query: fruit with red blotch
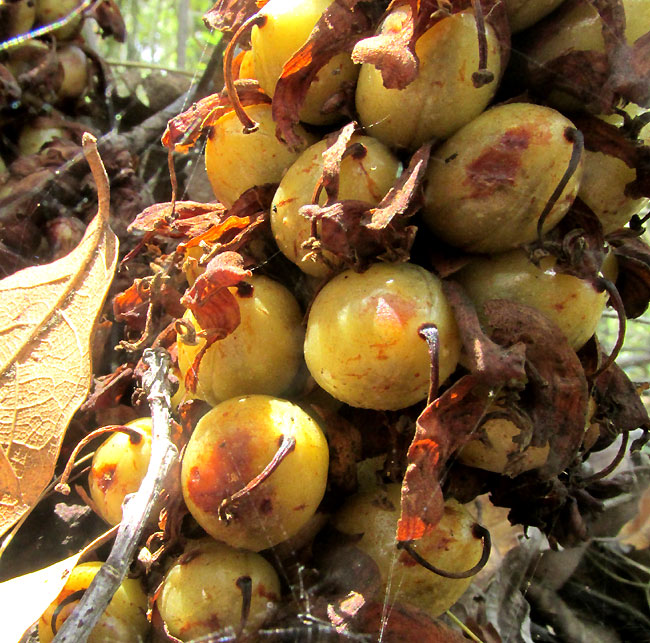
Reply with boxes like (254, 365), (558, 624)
(205, 103), (314, 207)
(304, 262), (461, 410)
(181, 395), (329, 551)
(422, 103), (583, 253)
(332, 482), (484, 618)
(355, 7), (502, 150)
(87, 418), (152, 526)
(38, 562), (148, 643)
(156, 538), (281, 641)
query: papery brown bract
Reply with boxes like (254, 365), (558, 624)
(113, 278), (185, 332)
(180, 250), (252, 333)
(349, 600), (468, 643)
(484, 300), (589, 478)
(203, 0), (265, 36)
(592, 361), (650, 441)
(610, 234), (650, 318)
(397, 375), (496, 542)
(351, 0), (510, 89)
(526, 0), (650, 112)
(162, 83), (270, 153)
(79, 365), (134, 415)
(89, 0), (126, 42)
(272, 0), (376, 147)
(128, 201), (227, 240)
(300, 143), (431, 271)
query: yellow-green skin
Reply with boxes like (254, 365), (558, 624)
(423, 103), (583, 253)
(38, 562), (149, 643)
(304, 263), (461, 410)
(528, 0), (650, 63)
(205, 103), (314, 207)
(177, 275), (304, 407)
(56, 44), (89, 100)
(181, 395), (329, 551)
(270, 135), (401, 277)
(455, 248), (617, 350)
(356, 8), (502, 150)
(333, 484), (483, 618)
(18, 123), (65, 156)
(251, 0), (358, 125)
(88, 418), (152, 526)
(157, 539), (281, 641)
(525, 0), (650, 109)
(503, 0), (565, 33)
(579, 106), (650, 234)
(457, 414), (550, 475)
(5, 0), (36, 39)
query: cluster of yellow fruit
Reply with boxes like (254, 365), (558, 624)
(1, 0), (93, 160)
(41, 0), (649, 640)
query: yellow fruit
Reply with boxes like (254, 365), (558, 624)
(423, 103), (583, 253)
(181, 395), (329, 551)
(88, 418), (152, 526)
(251, 0), (358, 125)
(157, 539), (281, 641)
(271, 134), (401, 277)
(177, 275), (304, 406)
(356, 8), (502, 150)
(38, 562), (148, 643)
(333, 483), (484, 618)
(304, 262), (461, 410)
(455, 248), (617, 350)
(205, 103), (314, 207)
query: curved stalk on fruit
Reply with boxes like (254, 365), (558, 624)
(397, 523), (491, 579)
(592, 277), (626, 378)
(236, 575), (253, 639)
(419, 323), (440, 404)
(218, 434), (297, 523)
(470, 0), (494, 87)
(223, 14), (267, 134)
(56, 424), (147, 495)
(580, 431), (629, 485)
(536, 127), (584, 244)
(51, 590), (85, 635)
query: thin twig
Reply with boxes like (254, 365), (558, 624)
(53, 348), (177, 643)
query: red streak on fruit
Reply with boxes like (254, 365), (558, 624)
(371, 293), (414, 329)
(186, 430), (254, 514)
(256, 583), (279, 600)
(93, 463), (116, 493)
(398, 550), (419, 567)
(465, 127), (531, 199)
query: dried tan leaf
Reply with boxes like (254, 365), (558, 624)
(0, 133), (119, 538)
(617, 484), (650, 550)
(0, 551), (83, 643)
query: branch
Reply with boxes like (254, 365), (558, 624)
(53, 348), (178, 643)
